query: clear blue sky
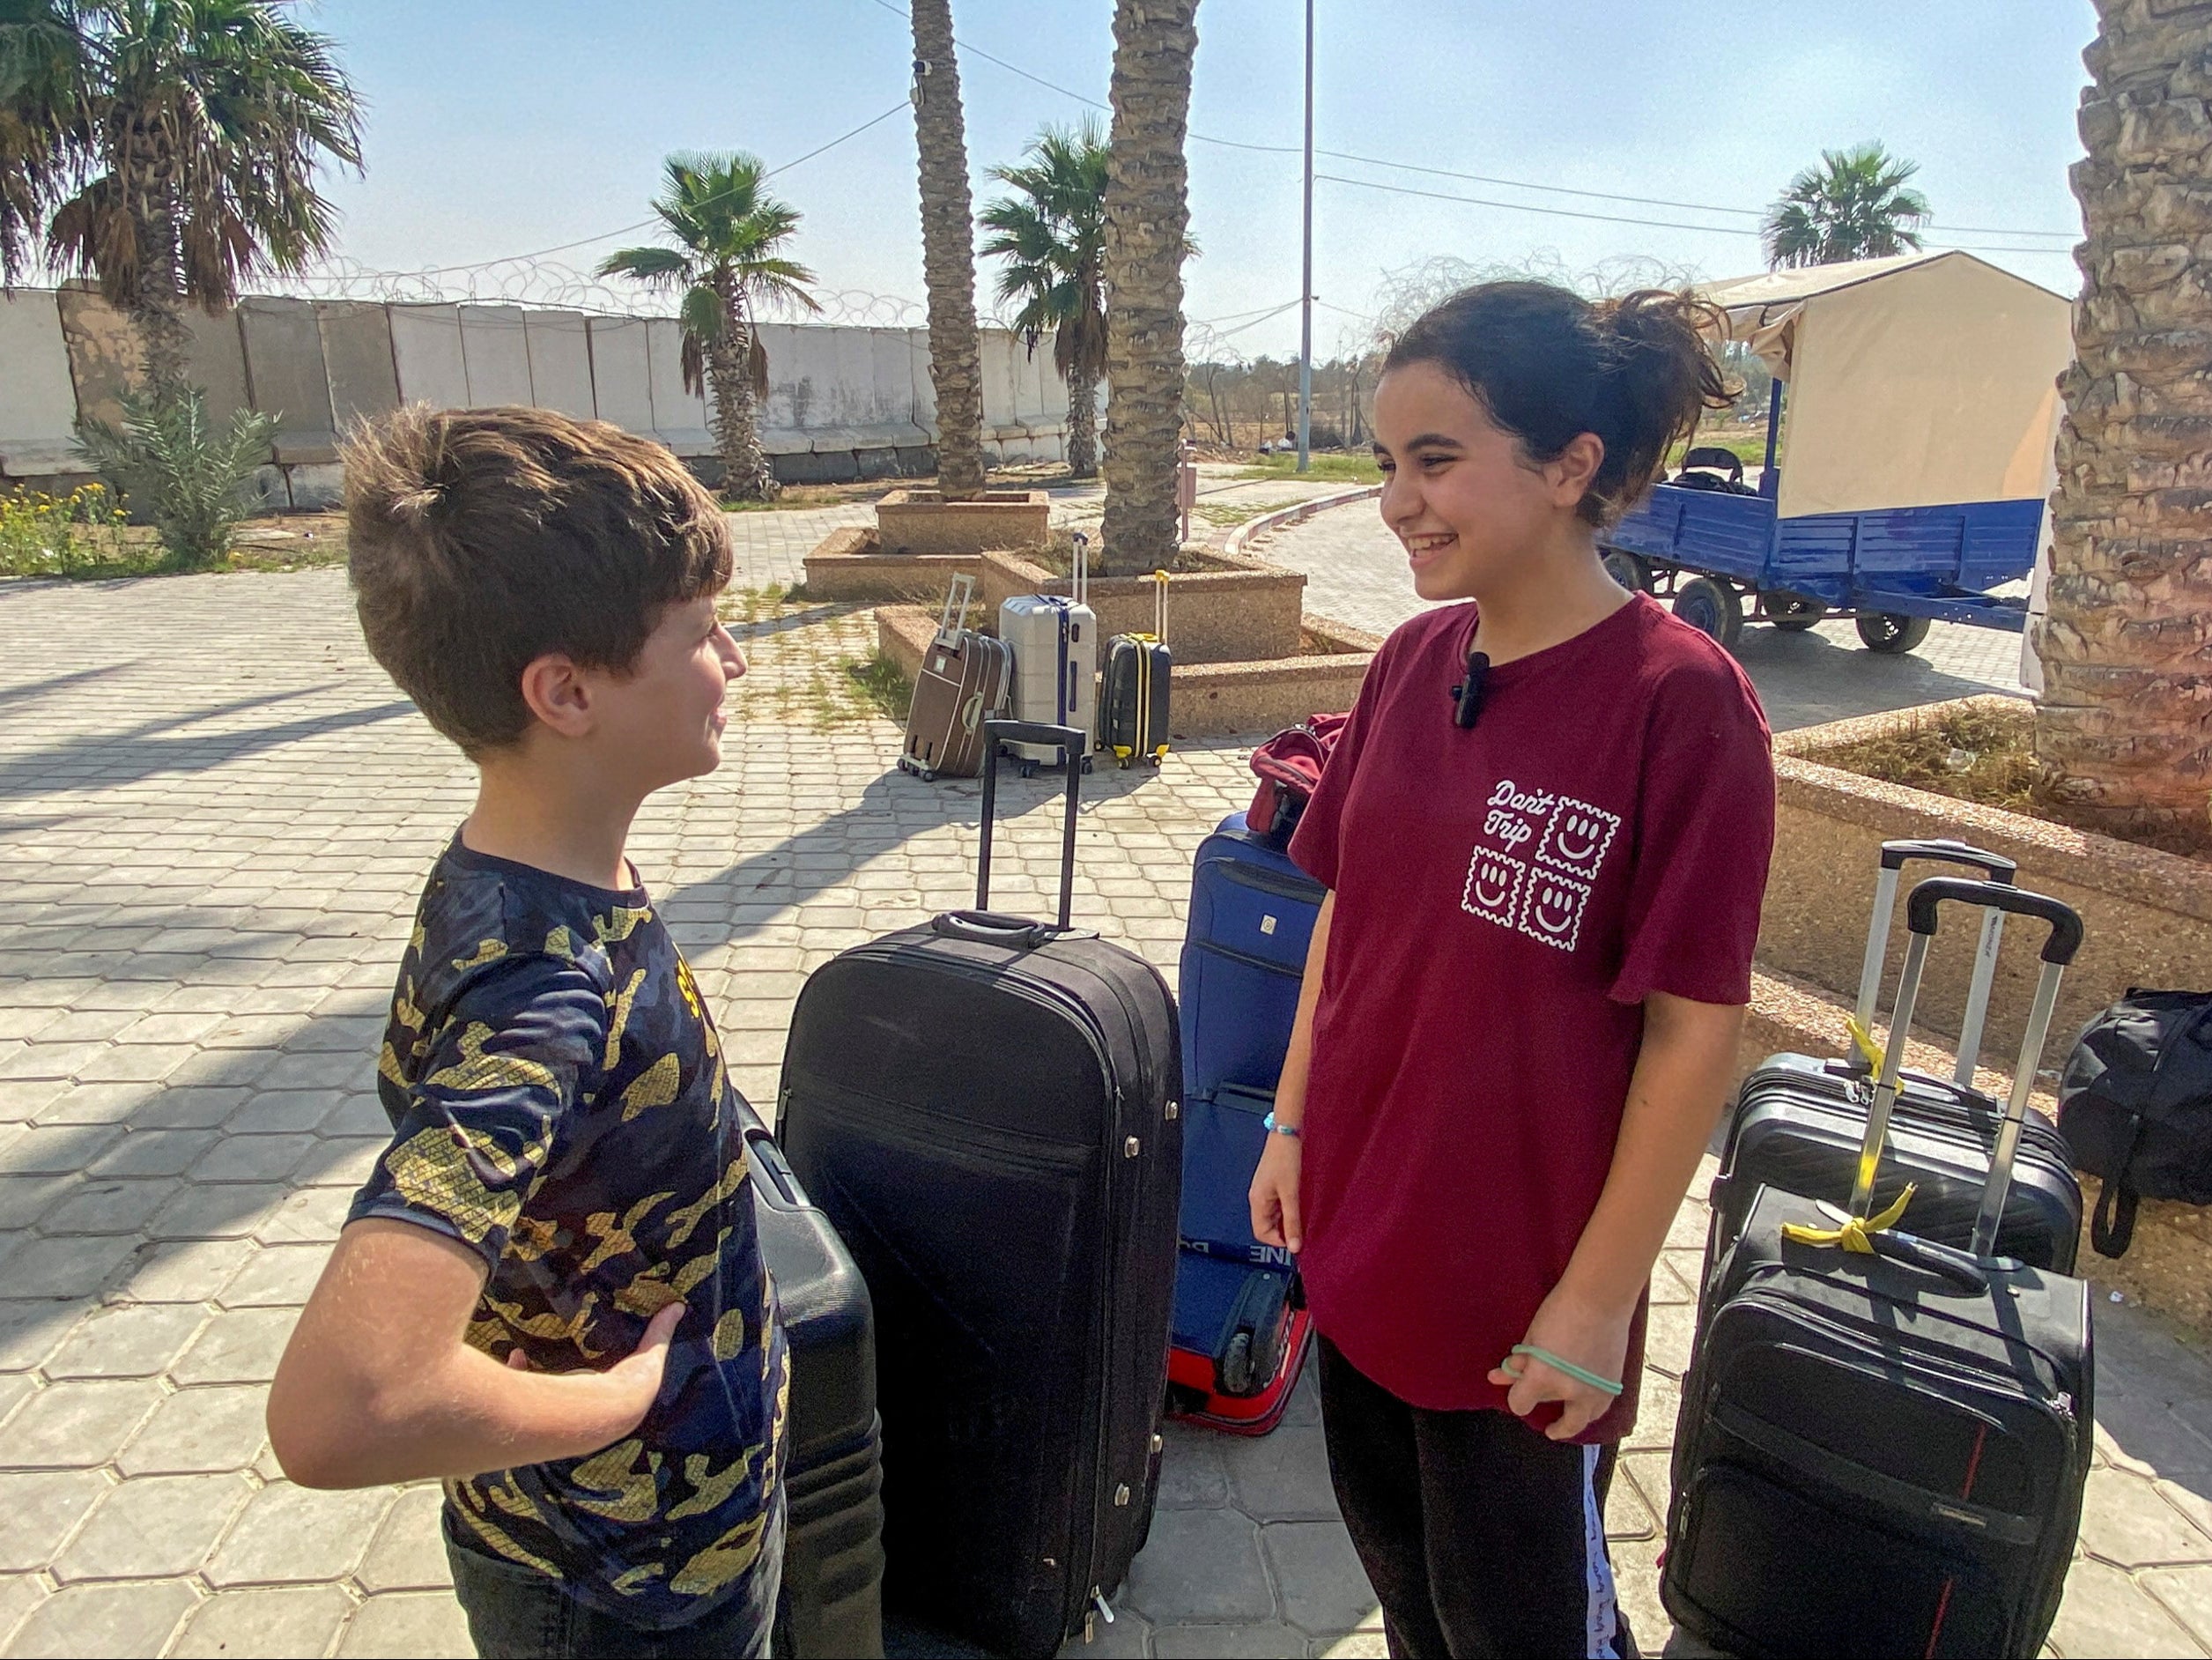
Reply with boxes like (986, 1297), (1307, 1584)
(312, 0), (2098, 359)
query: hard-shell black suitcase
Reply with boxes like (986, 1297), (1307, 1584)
(1100, 570), (1172, 770)
(1709, 839), (2083, 1278)
(777, 719), (1182, 1657)
(1666, 879), (2093, 1659)
(737, 1096), (885, 1660)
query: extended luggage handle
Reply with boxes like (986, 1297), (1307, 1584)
(1856, 839), (2019, 1089)
(1853, 878), (2086, 1258)
(1071, 530), (1090, 609)
(936, 573), (977, 648)
(962, 718), (1084, 935)
(1152, 569), (1168, 643)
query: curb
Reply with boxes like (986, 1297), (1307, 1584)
(1224, 485), (1382, 560)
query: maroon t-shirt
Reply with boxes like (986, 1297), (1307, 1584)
(1288, 593), (1774, 1439)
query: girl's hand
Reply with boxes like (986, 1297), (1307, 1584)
(1488, 1288), (1633, 1441)
(1249, 1132), (1304, 1254)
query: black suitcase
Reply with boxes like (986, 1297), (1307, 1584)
(1666, 878), (2093, 1659)
(1709, 838), (2083, 1278)
(777, 719), (1182, 1656)
(1099, 570), (1172, 769)
(737, 1096), (885, 1660)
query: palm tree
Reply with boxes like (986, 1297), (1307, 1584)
(2037, 2), (2212, 851)
(1099, 0), (1200, 574)
(42, 0), (362, 399)
(908, 0), (986, 499)
(1762, 143), (1930, 269)
(0, 0), (89, 285)
(981, 121), (1109, 479)
(600, 152), (819, 503)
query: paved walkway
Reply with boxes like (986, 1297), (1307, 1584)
(0, 501), (2207, 1657)
(1250, 497), (2031, 732)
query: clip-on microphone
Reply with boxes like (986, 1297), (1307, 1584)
(1450, 649), (1491, 729)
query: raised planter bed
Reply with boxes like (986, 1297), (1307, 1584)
(874, 487), (1049, 554)
(874, 603), (1377, 738)
(800, 525), (983, 604)
(1764, 695), (2212, 1073)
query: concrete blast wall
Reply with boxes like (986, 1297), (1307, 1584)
(0, 285), (1076, 497)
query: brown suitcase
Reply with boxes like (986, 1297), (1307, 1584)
(899, 575), (1011, 782)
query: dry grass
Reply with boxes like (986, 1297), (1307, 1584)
(1809, 701), (2209, 862)
(1019, 525), (1219, 576)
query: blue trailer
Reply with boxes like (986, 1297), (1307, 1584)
(1597, 252), (2075, 656)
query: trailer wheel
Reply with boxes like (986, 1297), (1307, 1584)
(1673, 577), (1743, 650)
(1601, 549), (1653, 593)
(1856, 612), (1932, 655)
(1766, 594), (1828, 632)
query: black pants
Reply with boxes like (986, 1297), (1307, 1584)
(442, 1505), (782, 1659)
(1318, 1338), (1638, 1660)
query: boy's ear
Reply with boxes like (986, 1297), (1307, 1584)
(518, 652), (596, 738)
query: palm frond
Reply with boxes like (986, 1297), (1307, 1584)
(597, 243), (692, 288)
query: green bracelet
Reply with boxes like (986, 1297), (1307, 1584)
(1506, 1344), (1624, 1397)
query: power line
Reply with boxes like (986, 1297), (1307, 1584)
(862, 0), (2080, 244)
(371, 100), (913, 279)
(1314, 171), (2076, 258)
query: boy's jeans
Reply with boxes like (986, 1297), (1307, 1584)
(442, 1500), (785, 1660)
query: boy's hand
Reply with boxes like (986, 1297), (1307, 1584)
(1249, 1132), (1304, 1254)
(1488, 1288), (1633, 1441)
(506, 1301), (686, 1440)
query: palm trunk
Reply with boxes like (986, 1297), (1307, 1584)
(1067, 373), (1099, 478)
(708, 296), (776, 502)
(125, 133), (189, 404)
(910, 0), (988, 500)
(2035, 0), (2212, 850)
(1100, 0), (1201, 575)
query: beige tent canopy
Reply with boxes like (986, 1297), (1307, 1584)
(1693, 251), (2075, 520)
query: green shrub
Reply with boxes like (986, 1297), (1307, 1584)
(76, 389), (278, 570)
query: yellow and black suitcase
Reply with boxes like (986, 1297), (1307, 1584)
(1100, 569), (1171, 768)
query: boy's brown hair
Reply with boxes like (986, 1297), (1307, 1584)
(344, 404), (734, 755)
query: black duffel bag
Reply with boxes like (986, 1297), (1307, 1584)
(2059, 988), (2212, 1256)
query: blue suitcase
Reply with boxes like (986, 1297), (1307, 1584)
(1169, 813), (1325, 1430)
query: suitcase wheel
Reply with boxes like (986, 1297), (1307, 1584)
(1220, 1330), (1255, 1396)
(1019, 760), (1038, 779)
(921, 768), (938, 783)
(1080, 755), (1094, 776)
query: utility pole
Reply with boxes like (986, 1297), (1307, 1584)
(1296, 0), (1313, 471)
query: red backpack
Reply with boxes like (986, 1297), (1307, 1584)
(1247, 713), (1350, 845)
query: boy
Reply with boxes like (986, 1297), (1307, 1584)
(268, 406), (788, 1659)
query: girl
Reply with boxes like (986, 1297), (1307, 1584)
(1248, 282), (1775, 1659)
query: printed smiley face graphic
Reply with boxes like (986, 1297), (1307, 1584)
(1535, 796), (1622, 880)
(1461, 848), (1527, 930)
(1518, 869), (1593, 952)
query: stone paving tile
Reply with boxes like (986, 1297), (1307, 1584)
(1221, 1421), (1340, 1523)
(2050, 1557), (2207, 1657)
(51, 1471), (252, 1582)
(0, 1578), (197, 1659)
(1123, 1507), (1276, 1625)
(40, 1301), (206, 1379)
(171, 1584), (356, 1659)
(1153, 1619), (1308, 1657)
(356, 1484), (451, 1595)
(0, 1471), (107, 1573)
(205, 1482), (395, 1587)
(2, 1380), (162, 1468)
(216, 1242), (333, 1309)
(0, 1579), (40, 1651)
(110, 1237), (257, 1304)
(1264, 1521), (1380, 1636)
(168, 1307), (298, 1387)
(335, 1590), (474, 1658)
(115, 1384), (271, 1476)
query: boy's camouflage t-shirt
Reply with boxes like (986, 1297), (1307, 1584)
(349, 837), (788, 1634)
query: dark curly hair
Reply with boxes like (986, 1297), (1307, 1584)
(1383, 282), (1739, 526)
